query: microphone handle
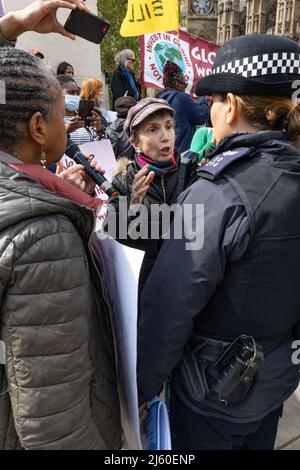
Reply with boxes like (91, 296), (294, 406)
(73, 153), (118, 198)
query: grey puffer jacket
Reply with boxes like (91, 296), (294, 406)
(0, 163), (121, 450)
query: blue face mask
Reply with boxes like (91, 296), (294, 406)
(64, 94), (80, 113)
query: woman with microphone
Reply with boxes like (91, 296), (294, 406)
(0, 46), (121, 450)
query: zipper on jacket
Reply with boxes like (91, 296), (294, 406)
(160, 175), (166, 203)
(88, 213), (112, 318)
(87, 214), (119, 372)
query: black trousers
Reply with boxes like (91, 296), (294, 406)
(170, 389), (282, 450)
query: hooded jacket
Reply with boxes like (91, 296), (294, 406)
(0, 162), (121, 450)
(157, 89), (209, 153)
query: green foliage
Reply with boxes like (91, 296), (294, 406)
(97, 0), (140, 81)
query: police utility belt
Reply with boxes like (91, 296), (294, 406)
(176, 332), (290, 407)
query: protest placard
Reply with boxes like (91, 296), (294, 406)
(140, 29), (219, 96)
(60, 139), (116, 229)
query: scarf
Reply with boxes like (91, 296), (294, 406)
(136, 152), (177, 176)
(120, 64), (139, 101)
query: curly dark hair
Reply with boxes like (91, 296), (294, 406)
(163, 61), (185, 88)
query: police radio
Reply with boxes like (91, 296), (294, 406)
(211, 335), (264, 406)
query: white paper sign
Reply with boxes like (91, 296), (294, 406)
(92, 237), (145, 450)
(60, 139), (116, 229)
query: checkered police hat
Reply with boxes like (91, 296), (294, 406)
(196, 34), (300, 97)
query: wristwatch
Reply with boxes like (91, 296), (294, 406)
(0, 31), (17, 47)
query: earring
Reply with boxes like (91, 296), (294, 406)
(40, 149), (47, 168)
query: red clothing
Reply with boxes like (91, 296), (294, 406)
(9, 163), (101, 212)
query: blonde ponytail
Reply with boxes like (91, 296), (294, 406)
(235, 95), (300, 142)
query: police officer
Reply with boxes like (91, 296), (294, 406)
(137, 34), (300, 450)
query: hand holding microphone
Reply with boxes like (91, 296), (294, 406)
(65, 139), (118, 198)
(56, 159), (104, 195)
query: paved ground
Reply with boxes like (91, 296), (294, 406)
(275, 385), (300, 450)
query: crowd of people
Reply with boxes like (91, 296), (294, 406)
(0, 0), (300, 452)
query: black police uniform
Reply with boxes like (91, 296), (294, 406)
(137, 130), (300, 449)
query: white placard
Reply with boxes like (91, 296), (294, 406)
(60, 139), (116, 229)
(92, 237), (145, 450)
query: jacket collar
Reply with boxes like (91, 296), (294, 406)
(10, 163), (100, 212)
(0, 153), (101, 213)
(0, 162), (96, 238)
(213, 130), (288, 156)
(0, 150), (23, 165)
(209, 130), (300, 170)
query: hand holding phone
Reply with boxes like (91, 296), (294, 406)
(78, 99), (94, 127)
(64, 9), (110, 44)
(88, 110), (103, 132)
(66, 116), (85, 134)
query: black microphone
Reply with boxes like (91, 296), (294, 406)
(65, 139), (118, 198)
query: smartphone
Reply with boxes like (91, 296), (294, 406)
(78, 99), (94, 126)
(64, 9), (110, 44)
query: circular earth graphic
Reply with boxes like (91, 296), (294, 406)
(154, 41), (186, 74)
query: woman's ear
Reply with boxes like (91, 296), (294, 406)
(130, 136), (140, 152)
(226, 93), (238, 125)
(28, 112), (48, 146)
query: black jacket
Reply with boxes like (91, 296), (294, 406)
(103, 153), (198, 305)
(137, 131), (300, 421)
(111, 65), (141, 110)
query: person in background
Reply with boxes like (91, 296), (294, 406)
(56, 74), (79, 96)
(157, 61), (209, 153)
(0, 45), (121, 455)
(106, 96), (137, 160)
(56, 74), (85, 137)
(137, 34), (300, 450)
(111, 49), (141, 110)
(57, 76), (102, 144)
(80, 77), (104, 106)
(57, 60), (74, 76)
(80, 77), (109, 133)
(190, 127), (216, 164)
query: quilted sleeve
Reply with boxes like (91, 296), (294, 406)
(0, 214), (104, 449)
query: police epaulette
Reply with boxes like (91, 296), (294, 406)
(197, 147), (256, 181)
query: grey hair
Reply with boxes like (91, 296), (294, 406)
(115, 49), (135, 66)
